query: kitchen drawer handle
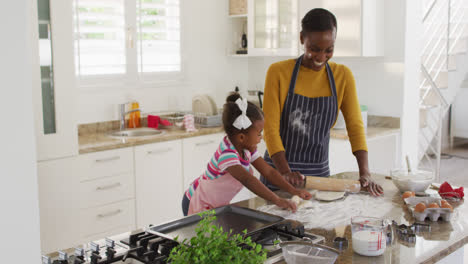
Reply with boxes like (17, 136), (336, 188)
(147, 148), (172, 155)
(97, 209), (122, 218)
(95, 156), (120, 163)
(196, 140), (215, 146)
(96, 182), (121, 191)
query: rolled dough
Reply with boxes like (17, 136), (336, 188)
(315, 191), (346, 201)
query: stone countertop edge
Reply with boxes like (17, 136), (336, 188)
(79, 126), (400, 154)
(234, 172), (468, 264)
(78, 126), (224, 154)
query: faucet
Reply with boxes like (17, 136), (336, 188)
(120, 103), (141, 130)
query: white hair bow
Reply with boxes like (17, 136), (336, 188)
(233, 98), (252, 130)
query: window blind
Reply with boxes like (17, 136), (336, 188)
(74, 0), (126, 76)
(137, 0), (181, 73)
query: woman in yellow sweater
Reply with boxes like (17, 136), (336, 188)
(261, 8), (383, 196)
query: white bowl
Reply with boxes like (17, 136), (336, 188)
(391, 169), (434, 193)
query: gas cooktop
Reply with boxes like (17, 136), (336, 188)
(42, 220), (324, 264)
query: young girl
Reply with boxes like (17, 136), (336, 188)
(182, 93), (312, 216)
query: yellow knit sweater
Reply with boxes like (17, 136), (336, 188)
(263, 59), (367, 157)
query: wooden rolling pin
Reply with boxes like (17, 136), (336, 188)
(304, 176), (361, 193)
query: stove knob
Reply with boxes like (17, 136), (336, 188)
(74, 248), (85, 258)
(58, 251), (69, 263)
(105, 238), (115, 248)
(41, 256), (52, 264)
(90, 241), (100, 253)
(105, 238), (117, 260)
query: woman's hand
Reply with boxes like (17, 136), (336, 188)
(283, 171), (305, 187)
(275, 198), (297, 213)
(360, 173), (384, 196)
(295, 189), (313, 200)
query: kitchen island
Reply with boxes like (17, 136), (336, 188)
(234, 172), (467, 264)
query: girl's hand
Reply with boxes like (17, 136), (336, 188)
(295, 189), (313, 200)
(360, 173), (384, 196)
(275, 198), (297, 213)
(283, 171), (305, 187)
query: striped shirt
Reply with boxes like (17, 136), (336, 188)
(185, 136), (261, 200)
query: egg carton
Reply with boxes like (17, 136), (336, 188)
(403, 196), (454, 222)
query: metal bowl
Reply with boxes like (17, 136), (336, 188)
(107, 128), (164, 139)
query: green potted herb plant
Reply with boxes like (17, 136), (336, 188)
(168, 210), (268, 264)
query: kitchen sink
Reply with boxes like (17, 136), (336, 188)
(108, 128), (165, 138)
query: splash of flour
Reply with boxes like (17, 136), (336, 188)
(257, 193), (394, 230)
(290, 109), (310, 135)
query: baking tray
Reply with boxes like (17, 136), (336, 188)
(146, 205), (284, 243)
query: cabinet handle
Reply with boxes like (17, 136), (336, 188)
(95, 156), (120, 163)
(147, 148), (172, 155)
(97, 209), (122, 218)
(195, 140), (214, 146)
(96, 182), (121, 191)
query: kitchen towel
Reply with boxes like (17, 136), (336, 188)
(147, 115), (160, 129)
(183, 114), (196, 132)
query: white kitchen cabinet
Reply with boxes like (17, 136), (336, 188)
(247, 0), (299, 56)
(329, 138), (358, 175)
(135, 140), (183, 228)
(76, 147), (136, 242)
(75, 147), (134, 182)
(298, 0), (384, 57)
(231, 139), (267, 203)
(32, 0), (78, 161)
(329, 132), (400, 176)
(79, 200), (135, 241)
(182, 133), (225, 190)
(367, 133), (400, 175)
(38, 157), (79, 254)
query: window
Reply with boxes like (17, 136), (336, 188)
(73, 0), (181, 85)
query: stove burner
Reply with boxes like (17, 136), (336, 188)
(43, 220), (324, 264)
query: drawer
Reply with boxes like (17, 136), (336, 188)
(80, 199), (135, 238)
(79, 173), (135, 209)
(77, 148), (133, 181)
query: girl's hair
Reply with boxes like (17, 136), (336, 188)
(222, 92), (263, 137)
(301, 8), (337, 34)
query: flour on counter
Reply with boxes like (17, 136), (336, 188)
(257, 193), (394, 230)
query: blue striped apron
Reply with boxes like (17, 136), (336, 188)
(261, 55), (338, 190)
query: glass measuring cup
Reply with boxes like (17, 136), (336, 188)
(351, 216), (392, 256)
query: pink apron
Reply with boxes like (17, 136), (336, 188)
(187, 169), (252, 215)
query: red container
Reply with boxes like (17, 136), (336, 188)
(147, 115), (160, 129)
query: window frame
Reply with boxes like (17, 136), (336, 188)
(73, 0), (185, 90)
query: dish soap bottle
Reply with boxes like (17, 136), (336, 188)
(128, 101), (141, 128)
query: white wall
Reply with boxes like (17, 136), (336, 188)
(246, 0), (408, 118)
(76, 0), (249, 124)
(0, 0), (42, 263)
(401, 0), (422, 167)
(453, 88), (468, 138)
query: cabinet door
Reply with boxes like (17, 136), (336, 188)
(135, 140), (183, 228)
(248, 0), (299, 56)
(329, 139), (358, 175)
(231, 139), (267, 203)
(298, 0), (383, 57)
(38, 157), (79, 254)
(329, 134), (399, 176)
(32, 0), (78, 161)
(368, 134), (399, 175)
(182, 133), (224, 191)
